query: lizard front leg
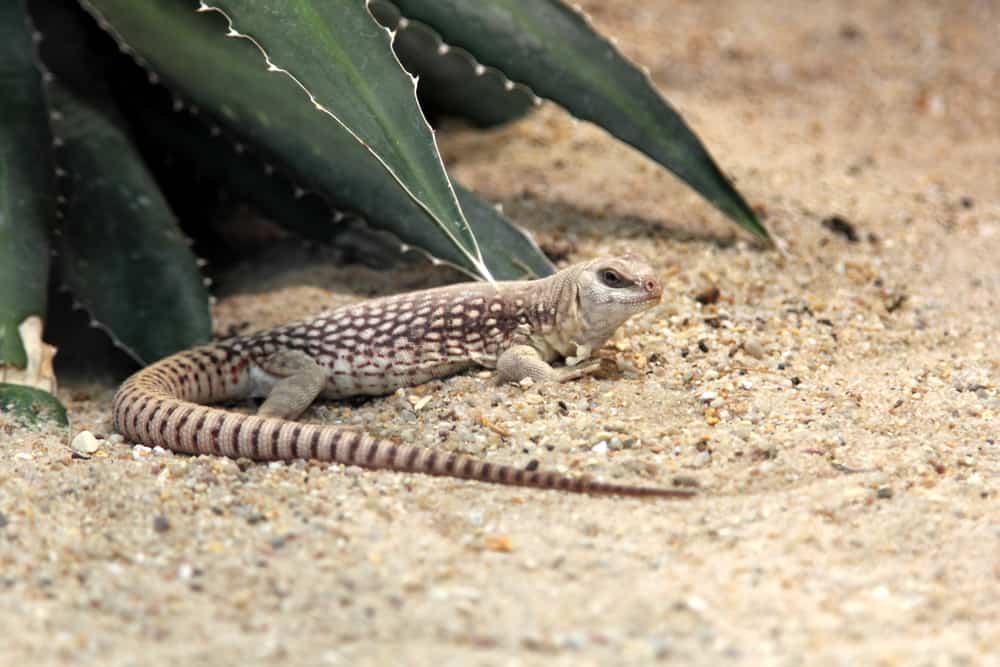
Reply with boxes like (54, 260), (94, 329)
(255, 350), (328, 420)
(497, 344), (602, 384)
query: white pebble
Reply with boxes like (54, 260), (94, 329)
(132, 445), (152, 460)
(14, 452), (33, 461)
(71, 430), (102, 455)
(739, 380), (754, 390)
(108, 433), (124, 444)
(685, 595), (709, 613)
(591, 441), (609, 454)
(699, 391), (718, 403)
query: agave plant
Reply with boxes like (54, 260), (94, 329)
(0, 0), (767, 421)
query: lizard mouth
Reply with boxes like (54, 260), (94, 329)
(625, 290), (661, 308)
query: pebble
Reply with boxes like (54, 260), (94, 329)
(743, 338), (766, 359)
(132, 445), (153, 460)
(153, 515), (171, 533)
(876, 486), (894, 499)
(699, 391), (718, 403)
(694, 285), (721, 305)
(591, 442), (609, 455)
(70, 430), (102, 455)
(108, 433), (125, 444)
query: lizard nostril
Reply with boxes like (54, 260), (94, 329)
(644, 279), (661, 294)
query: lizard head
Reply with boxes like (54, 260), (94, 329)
(564, 254), (663, 350)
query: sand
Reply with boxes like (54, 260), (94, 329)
(1, 1), (998, 665)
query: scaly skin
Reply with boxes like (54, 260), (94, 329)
(112, 256), (694, 498)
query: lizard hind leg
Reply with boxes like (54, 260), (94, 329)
(255, 349), (329, 420)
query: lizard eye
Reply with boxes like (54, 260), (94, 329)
(600, 269), (627, 288)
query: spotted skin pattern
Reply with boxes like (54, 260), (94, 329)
(112, 257), (696, 498)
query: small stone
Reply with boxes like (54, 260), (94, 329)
(699, 391), (718, 403)
(482, 535), (514, 552)
(132, 445), (152, 460)
(685, 595), (709, 613)
(672, 476), (700, 489)
(821, 215), (860, 242)
(153, 515), (171, 533)
(743, 338), (766, 359)
(694, 285), (721, 305)
(591, 441), (609, 455)
(693, 451), (712, 468)
(876, 486), (894, 499)
(0, 512), (7, 529)
(71, 430), (102, 455)
(108, 433), (125, 444)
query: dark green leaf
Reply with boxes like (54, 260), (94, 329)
(0, 0), (54, 368)
(80, 0), (546, 277)
(200, 0), (488, 276)
(369, 1), (536, 128)
(390, 0), (769, 241)
(126, 95), (554, 278)
(49, 83), (211, 364)
(0, 383), (68, 427)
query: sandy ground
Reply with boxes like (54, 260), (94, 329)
(2, 1), (998, 665)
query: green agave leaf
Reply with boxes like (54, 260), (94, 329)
(368, 0), (536, 128)
(452, 188), (553, 278)
(79, 0), (542, 279)
(390, 0), (769, 242)
(0, 0), (54, 368)
(125, 94), (554, 278)
(0, 383), (68, 428)
(196, 0), (489, 277)
(49, 83), (211, 364)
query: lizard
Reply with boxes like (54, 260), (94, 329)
(111, 254), (695, 499)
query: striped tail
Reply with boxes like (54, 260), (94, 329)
(112, 348), (696, 499)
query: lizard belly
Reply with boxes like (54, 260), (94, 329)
(321, 360), (475, 398)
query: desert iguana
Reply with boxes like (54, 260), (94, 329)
(112, 255), (694, 498)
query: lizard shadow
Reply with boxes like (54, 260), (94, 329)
(493, 196), (765, 257)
